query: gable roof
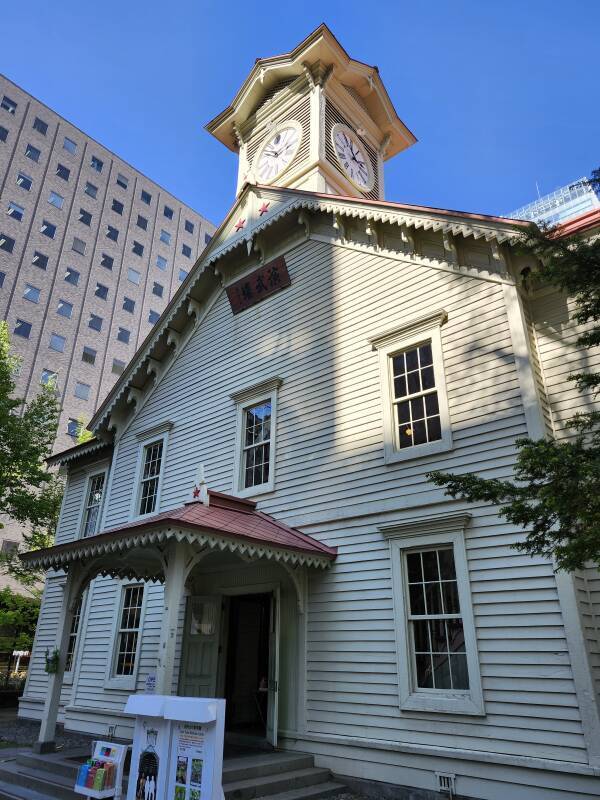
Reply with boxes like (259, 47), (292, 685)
(23, 178), (525, 462)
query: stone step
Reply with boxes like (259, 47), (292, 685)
(0, 761), (80, 800)
(253, 781), (346, 800)
(0, 751), (343, 800)
(224, 767), (332, 800)
(223, 753), (315, 783)
(17, 751), (87, 781)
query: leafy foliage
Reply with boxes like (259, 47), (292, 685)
(0, 322), (63, 586)
(0, 587), (40, 653)
(428, 170), (600, 572)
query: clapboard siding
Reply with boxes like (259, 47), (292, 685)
(54, 470), (87, 545)
(22, 575), (73, 713)
(530, 290), (600, 440)
(85, 238), (586, 762)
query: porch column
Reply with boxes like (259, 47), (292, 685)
(155, 543), (188, 695)
(34, 565), (82, 753)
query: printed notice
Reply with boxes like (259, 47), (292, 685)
(170, 723), (205, 800)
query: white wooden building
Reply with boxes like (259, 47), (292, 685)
(19, 25), (600, 800)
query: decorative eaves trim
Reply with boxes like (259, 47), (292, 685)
(46, 439), (111, 468)
(21, 525), (334, 574)
(230, 376), (283, 404)
(379, 511), (472, 539)
(369, 310), (447, 351)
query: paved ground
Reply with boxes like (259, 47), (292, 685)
(0, 707), (93, 753)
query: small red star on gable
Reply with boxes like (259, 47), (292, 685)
(192, 486), (200, 498)
(234, 218), (246, 232)
(258, 202), (270, 216)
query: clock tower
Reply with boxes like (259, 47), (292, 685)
(205, 25), (416, 201)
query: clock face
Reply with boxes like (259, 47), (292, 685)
(331, 123), (374, 191)
(256, 123), (302, 184)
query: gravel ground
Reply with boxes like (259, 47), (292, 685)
(0, 709), (93, 750)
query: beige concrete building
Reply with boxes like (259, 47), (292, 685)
(0, 75), (215, 576)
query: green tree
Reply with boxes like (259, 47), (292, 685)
(428, 170), (600, 573)
(0, 322), (63, 587)
(76, 415), (94, 444)
(0, 587), (41, 687)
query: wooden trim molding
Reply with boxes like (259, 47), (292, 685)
(368, 309), (447, 352)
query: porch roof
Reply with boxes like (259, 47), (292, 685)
(20, 490), (337, 575)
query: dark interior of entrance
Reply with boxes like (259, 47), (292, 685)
(224, 593), (270, 737)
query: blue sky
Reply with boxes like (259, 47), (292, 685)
(2, 1), (598, 226)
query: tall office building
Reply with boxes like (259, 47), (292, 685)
(0, 75), (215, 576)
(510, 176), (600, 226)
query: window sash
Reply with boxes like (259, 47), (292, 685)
(65, 598), (82, 673)
(114, 585), (143, 676)
(242, 401), (272, 489)
(82, 473), (105, 537)
(138, 441), (163, 516)
(404, 545), (469, 694)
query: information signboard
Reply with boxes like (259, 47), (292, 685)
(124, 695), (225, 800)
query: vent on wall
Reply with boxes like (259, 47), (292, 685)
(324, 99), (380, 200)
(435, 772), (456, 796)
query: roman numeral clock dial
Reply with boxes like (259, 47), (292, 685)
(256, 122), (302, 184)
(332, 123), (374, 192)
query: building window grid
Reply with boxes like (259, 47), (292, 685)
(33, 117), (48, 135)
(16, 172), (33, 191)
(7, 202), (24, 221)
(64, 598), (82, 673)
(391, 341), (442, 450)
(138, 441), (163, 516)
(405, 546), (469, 692)
(25, 144), (40, 162)
(242, 401), (272, 489)
(82, 473), (105, 538)
(114, 585), (144, 676)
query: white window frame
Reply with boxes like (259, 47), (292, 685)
(130, 422), (173, 520)
(78, 466), (109, 539)
(381, 512), (484, 716)
(63, 590), (87, 685)
(105, 581), (147, 691)
(231, 377), (282, 498)
(370, 310), (452, 464)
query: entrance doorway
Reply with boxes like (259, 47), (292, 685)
(180, 584), (281, 747)
(224, 593), (270, 738)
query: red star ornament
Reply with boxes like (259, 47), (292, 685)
(192, 486), (200, 498)
(258, 202), (270, 216)
(234, 218), (246, 232)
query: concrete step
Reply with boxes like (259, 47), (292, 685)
(225, 766), (332, 800)
(16, 751), (85, 781)
(0, 750), (344, 800)
(223, 753), (315, 783)
(253, 781), (346, 800)
(0, 760), (80, 800)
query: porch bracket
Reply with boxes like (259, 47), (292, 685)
(281, 563), (308, 615)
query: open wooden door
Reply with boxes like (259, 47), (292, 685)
(179, 595), (222, 697)
(266, 587), (280, 747)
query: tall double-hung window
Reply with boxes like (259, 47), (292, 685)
(370, 310), (452, 463)
(81, 473), (105, 537)
(232, 378), (281, 497)
(138, 440), (163, 516)
(114, 585), (144, 676)
(382, 513), (484, 715)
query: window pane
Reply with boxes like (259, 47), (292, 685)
(449, 653), (469, 690)
(422, 550), (439, 581)
(415, 654), (434, 688)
